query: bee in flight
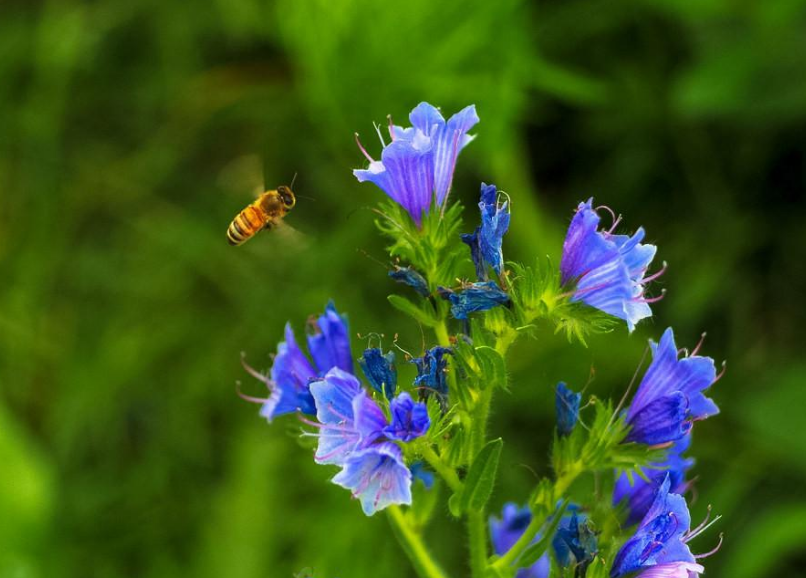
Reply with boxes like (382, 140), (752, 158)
(226, 184), (296, 246)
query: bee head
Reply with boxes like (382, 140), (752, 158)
(278, 185), (296, 209)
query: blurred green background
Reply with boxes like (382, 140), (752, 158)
(1, 0), (805, 576)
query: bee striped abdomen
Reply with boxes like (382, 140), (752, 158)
(227, 204), (265, 246)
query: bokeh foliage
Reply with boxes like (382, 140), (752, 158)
(1, 0), (805, 576)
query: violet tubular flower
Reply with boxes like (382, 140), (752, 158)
(243, 301), (353, 422)
(625, 328), (720, 445)
(552, 511), (598, 573)
(412, 346), (453, 401)
(489, 504), (550, 578)
(332, 442), (413, 516)
(359, 347), (398, 400)
(614, 435), (694, 526)
(560, 199), (661, 332)
(611, 475), (699, 577)
(389, 266), (430, 297)
(383, 392), (430, 442)
(462, 182), (511, 279)
(353, 102), (479, 226)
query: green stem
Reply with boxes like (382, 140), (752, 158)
(490, 463), (583, 573)
(468, 510), (488, 578)
(420, 443), (463, 493)
(387, 505), (452, 578)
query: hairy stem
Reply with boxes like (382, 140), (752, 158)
(420, 443), (463, 494)
(468, 510), (488, 578)
(387, 505), (452, 578)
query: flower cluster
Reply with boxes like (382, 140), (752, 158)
(237, 101), (725, 578)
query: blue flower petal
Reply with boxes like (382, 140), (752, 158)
(352, 390), (388, 448)
(412, 346), (452, 400)
(261, 323), (317, 421)
(461, 228), (487, 280)
(625, 392), (692, 445)
(448, 281), (510, 320)
(383, 392), (430, 442)
(359, 348), (398, 399)
(331, 442), (412, 516)
(478, 183), (510, 275)
(555, 382), (581, 437)
(307, 302), (354, 376)
(409, 461), (435, 490)
(552, 512), (597, 570)
(308, 368), (363, 465)
(431, 105), (479, 204)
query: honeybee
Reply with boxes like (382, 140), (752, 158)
(226, 185), (296, 246)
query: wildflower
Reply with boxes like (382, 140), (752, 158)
(411, 346), (453, 400)
(331, 442), (413, 516)
(246, 301), (353, 422)
(462, 182), (510, 278)
(611, 475), (698, 577)
(359, 348), (398, 399)
(447, 281), (510, 320)
(383, 392), (430, 442)
(308, 368), (386, 465)
(389, 266), (430, 297)
(555, 382), (581, 437)
(489, 504), (550, 578)
(560, 199), (661, 332)
(552, 510), (598, 573)
(625, 329), (720, 445)
(614, 435), (694, 526)
(354, 102), (479, 226)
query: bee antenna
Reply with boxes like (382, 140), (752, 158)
(290, 172), (298, 190)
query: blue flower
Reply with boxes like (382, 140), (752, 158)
(555, 382), (581, 437)
(331, 442), (413, 516)
(308, 368), (387, 465)
(560, 199), (661, 332)
(625, 328), (720, 445)
(611, 475), (696, 577)
(462, 182), (511, 279)
(614, 435), (694, 526)
(389, 266), (430, 297)
(383, 392), (430, 442)
(552, 510), (598, 571)
(359, 348), (398, 400)
(354, 102), (479, 226)
(447, 281), (510, 320)
(461, 228), (486, 280)
(489, 504), (550, 578)
(246, 302), (353, 422)
(412, 346), (452, 400)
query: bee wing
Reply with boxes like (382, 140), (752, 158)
(270, 219), (311, 251)
(217, 154), (265, 197)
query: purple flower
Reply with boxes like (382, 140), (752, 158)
(555, 382), (581, 437)
(625, 328), (720, 445)
(614, 435), (694, 526)
(447, 281), (510, 320)
(635, 563), (704, 578)
(354, 102), (479, 226)
(552, 510), (598, 571)
(308, 368), (387, 465)
(462, 183), (510, 278)
(611, 475), (696, 577)
(489, 504), (550, 578)
(244, 302), (353, 422)
(383, 392), (430, 442)
(560, 199), (661, 332)
(331, 442), (413, 516)
(359, 348), (398, 400)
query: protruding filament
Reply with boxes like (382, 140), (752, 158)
(355, 133), (374, 163)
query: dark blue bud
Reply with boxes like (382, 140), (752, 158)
(555, 382), (581, 437)
(411, 346), (452, 402)
(552, 511), (598, 571)
(461, 228), (487, 281)
(448, 281), (510, 320)
(389, 266), (430, 297)
(383, 392), (430, 442)
(478, 182), (510, 275)
(409, 461), (435, 490)
(359, 348), (397, 400)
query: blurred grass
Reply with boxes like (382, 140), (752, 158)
(1, 0), (805, 576)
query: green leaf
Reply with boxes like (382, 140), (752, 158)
(453, 438), (503, 514)
(387, 294), (438, 327)
(474, 346), (507, 390)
